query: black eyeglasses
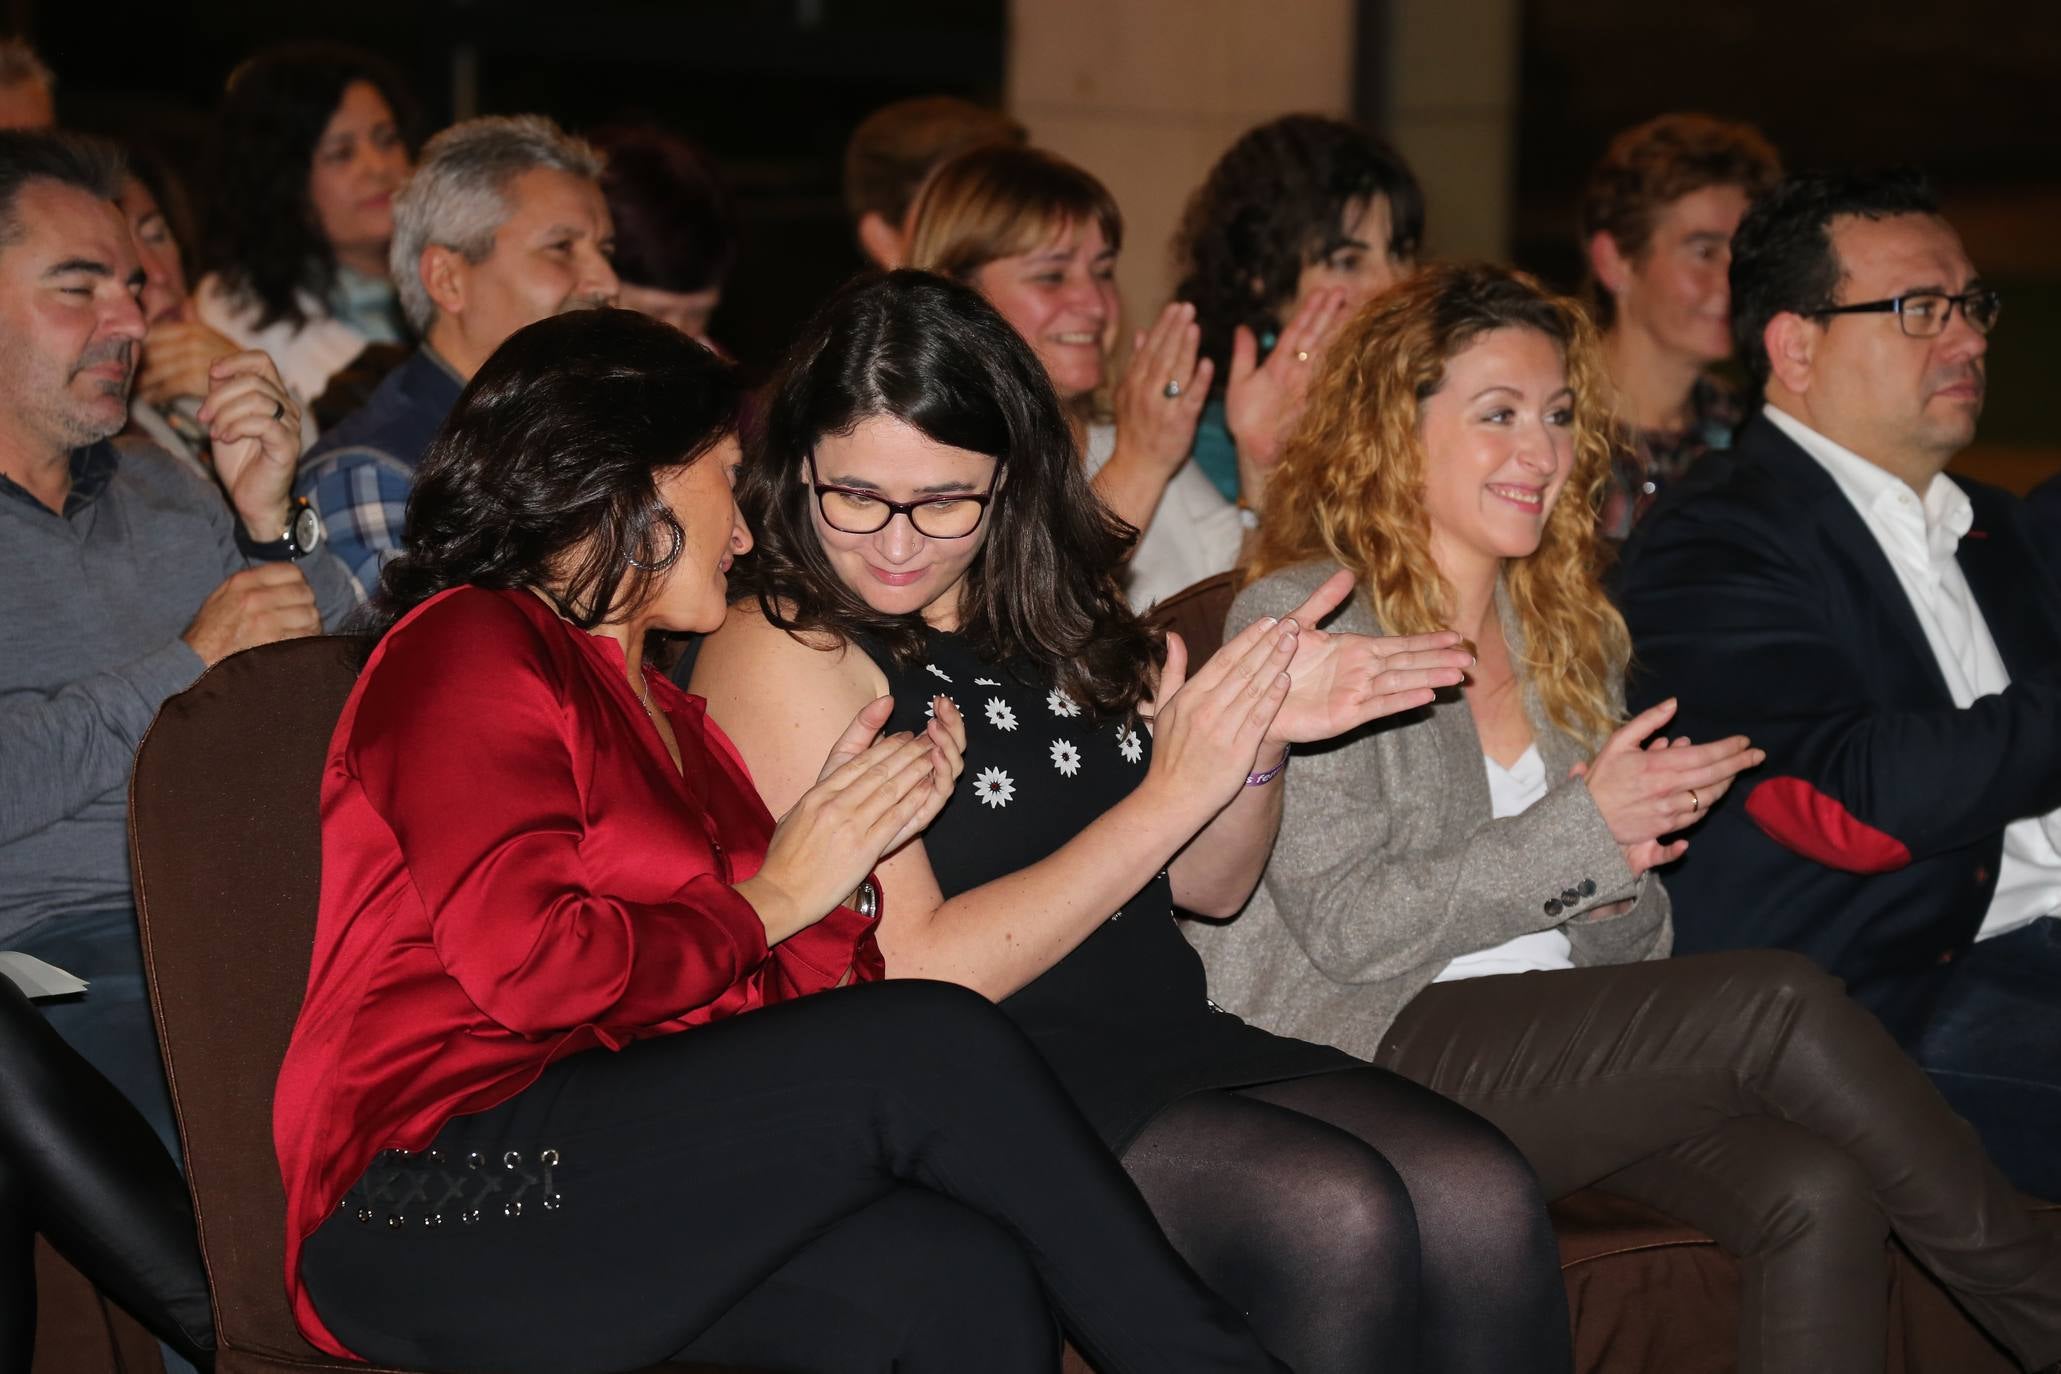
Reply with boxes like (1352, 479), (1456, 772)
(1811, 289), (2002, 339)
(805, 456), (996, 539)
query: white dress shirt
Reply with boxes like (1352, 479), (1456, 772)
(1766, 403), (2061, 938)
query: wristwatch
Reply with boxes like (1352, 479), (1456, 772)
(235, 498), (324, 562)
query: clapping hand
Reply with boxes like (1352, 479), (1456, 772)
(1570, 699), (1763, 875)
(1109, 301), (1213, 485)
(1225, 287), (1353, 505)
(1260, 570), (1472, 744)
(741, 696), (966, 941)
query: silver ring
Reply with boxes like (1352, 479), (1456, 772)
(1161, 380), (1182, 399)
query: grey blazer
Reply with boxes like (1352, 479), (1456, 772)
(1185, 560), (1672, 1062)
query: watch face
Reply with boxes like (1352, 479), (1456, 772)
(291, 503), (324, 554)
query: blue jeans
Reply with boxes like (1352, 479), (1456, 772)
(1911, 914), (2061, 1201)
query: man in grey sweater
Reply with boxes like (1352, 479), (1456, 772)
(0, 132), (356, 1149)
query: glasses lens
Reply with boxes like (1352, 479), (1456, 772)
(1964, 291), (2002, 335)
(1897, 294), (1950, 337)
(819, 489), (890, 534)
(909, 497), (986, 539)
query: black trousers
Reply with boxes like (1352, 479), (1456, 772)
(302, 979), (1285, 1374)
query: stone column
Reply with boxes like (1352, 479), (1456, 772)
(1007, 0), (1356, 320)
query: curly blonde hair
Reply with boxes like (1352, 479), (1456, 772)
(1245, 262), (1629, 746)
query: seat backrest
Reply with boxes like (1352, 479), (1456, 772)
(128, 635), (364, 1363)
(1144, 571), (1238, 664)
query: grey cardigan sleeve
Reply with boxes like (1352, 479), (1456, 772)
(1233, 572), (1667, 985)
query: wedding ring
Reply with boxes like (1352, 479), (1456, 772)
(1294, 349), (1310, 363)
(272, 400), (284, 420)
(1162, 380), (1182, 399)
(1687, 786), (1702, 812)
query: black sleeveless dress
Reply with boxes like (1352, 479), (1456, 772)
(865, 627), (1353, 1151)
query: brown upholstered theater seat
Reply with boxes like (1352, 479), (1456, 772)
(31, 1236), (161, 1373)
(124, 635), (752, 1374)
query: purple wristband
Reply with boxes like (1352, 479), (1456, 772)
(1247, 745), (1291, 787)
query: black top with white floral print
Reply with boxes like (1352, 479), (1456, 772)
(863, 627), (1351, 1150)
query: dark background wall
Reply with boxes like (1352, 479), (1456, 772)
(1512, 0), (2061, 449)
(26, 0), (1007, 374)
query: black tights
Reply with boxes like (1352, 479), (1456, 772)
(1123, 1066), (1571, 1374)
(0, 978), (212, 1370)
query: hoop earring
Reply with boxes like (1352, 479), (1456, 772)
(625, 513), (684, 572)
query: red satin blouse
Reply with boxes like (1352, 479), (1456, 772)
(272, 586), (882, 1356)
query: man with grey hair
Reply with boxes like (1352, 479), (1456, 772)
(297, 113), (618, 601)
(0, 37), (55, 129)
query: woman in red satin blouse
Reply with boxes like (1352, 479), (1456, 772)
(273, 309), (1288, 1374)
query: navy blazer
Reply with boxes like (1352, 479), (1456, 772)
(1616, 413), (2061, 1042)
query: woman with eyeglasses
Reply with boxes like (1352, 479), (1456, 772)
(276, 308), (1305, 1374)
(694, 271), (1582, 1374)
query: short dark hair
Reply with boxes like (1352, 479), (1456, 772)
(1173, 115), (1425, 391)
(1578, 113), (1782, 327)
(0, 130), (124, 250)
(591, 124), (737, 295)
(367, 308), (743, 642)
(842, 96), (1026, 228)
(204, 42), (419, 333)
(1728, 167), (1941, 385)
(734, 270), (1161, 718)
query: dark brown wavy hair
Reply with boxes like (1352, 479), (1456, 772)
(733, 270), (1161, 717)
(365, 308), (741, 644)
(1174, 114), (1423, 396)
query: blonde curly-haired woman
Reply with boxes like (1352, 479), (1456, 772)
(1189, 262), (2061, 1374)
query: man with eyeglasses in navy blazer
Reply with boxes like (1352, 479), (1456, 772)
(1616, 168), (2061, 1201)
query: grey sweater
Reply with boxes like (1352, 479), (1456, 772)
(1185, 561), (1672, 1061)
(0, 439), (357, 943)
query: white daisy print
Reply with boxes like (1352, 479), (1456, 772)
(1117, 726), (1143, 764)
(925, 663), (953, 683)
(974, 677), (1000, 687)
(1046, 688), (1080, 718)
(1049, 738), (1081, 777)
(924, 694), (957, 719)
(984, 698), (1018, 732)
(972, 766), (1016, 808)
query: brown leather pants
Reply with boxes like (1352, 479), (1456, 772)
(1377, 949), (2061, 1374)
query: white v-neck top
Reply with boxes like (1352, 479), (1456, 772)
(1433, 744), (1577, 982)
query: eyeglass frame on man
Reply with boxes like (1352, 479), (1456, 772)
(1809, 288), (2002, 339)
(804, 454), (998, 538)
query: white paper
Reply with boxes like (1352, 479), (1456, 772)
(0, 951), (90, 1000)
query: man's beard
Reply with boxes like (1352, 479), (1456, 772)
(52, 338), (138, 447)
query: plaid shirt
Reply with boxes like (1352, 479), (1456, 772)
(298, 449), (414, 604)
(293, 348), (464, 605)
(1600, 373), (1746, 542)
